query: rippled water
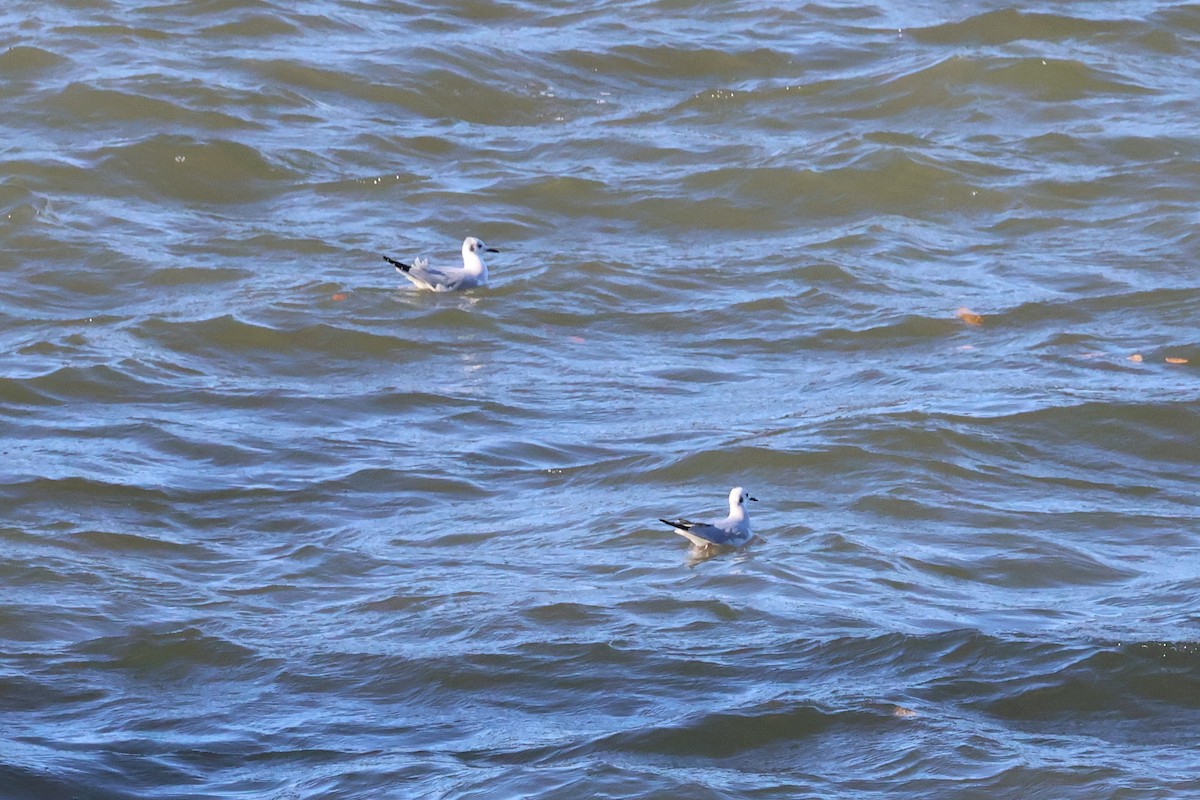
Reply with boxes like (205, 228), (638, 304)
(3, 1), (1199, 797)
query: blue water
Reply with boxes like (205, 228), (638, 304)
(2, 1), (1199, 797)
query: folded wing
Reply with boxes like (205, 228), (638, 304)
(659, 518), (733, 547)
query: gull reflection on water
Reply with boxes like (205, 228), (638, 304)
(684, 535), (765, 568)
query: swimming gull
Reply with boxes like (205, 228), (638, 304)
(659, 486), (758, 549)
(383, 236), (499, 292)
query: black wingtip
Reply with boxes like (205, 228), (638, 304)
(382, 255), (411, 273)
(659, 518), (688, 531)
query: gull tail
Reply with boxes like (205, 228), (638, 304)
(660, 519), (716, 549)
(383, 255), (412, 273)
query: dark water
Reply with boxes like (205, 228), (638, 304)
(2, 1), (1199, 797)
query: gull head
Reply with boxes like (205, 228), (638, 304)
(729, 486), (758, 510)
(463, 236), (500, 257)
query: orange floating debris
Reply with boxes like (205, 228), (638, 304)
(893, 706), (918, 718)
(1166, 357), (1189, 364)
(955, 307), (983, 326)
(331, 292), (348, 301)
(1128, 354), (1143, 362)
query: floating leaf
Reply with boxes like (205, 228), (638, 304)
(1166, 357), (1189, 364)
(331, 292), (348, 302)
(893, 706), (918, 718)
(955, 307), (983, 326)
(1128, 354), (1143, 363)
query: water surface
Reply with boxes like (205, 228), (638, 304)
(2, 1), (1199, 797)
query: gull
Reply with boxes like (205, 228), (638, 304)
(659, 486), (758, 549)
(382, 236), (499, 291)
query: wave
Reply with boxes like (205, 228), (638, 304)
(94, 134), (296, 204)
(911, 9), (1125, 45)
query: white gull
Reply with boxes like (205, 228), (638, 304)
(383, 236), (499, 292)
(659, 486), (758, 549)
